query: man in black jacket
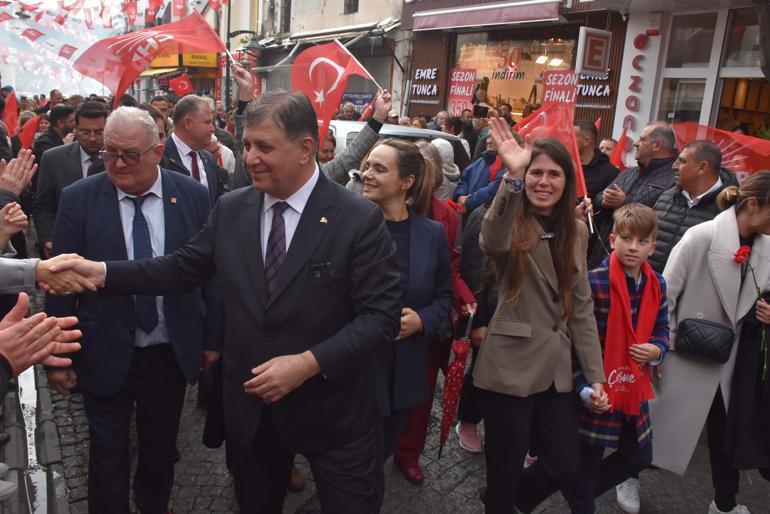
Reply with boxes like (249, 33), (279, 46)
(575, 120), (619, 199)
(649, 140), (737, 272)
(588, 122), (677, 269)
(32, 105), (74, 165)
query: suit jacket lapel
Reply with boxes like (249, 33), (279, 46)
(163, 138), (188, 175)
(269, 175), (335, 304)
(98, 177), (128, 260)
(528, 230), (558, 295)
(737, 235), (770, 321)
(708, 210), (741, 326)
(405, 213), (430, 306)
(161, 171), (179, 254)
(65, 143), (84, 183)
(240, 187), (269, 307)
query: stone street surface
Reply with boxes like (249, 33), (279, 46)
(47, 377), (770, 513)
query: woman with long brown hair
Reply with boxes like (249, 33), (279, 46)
(473, 118), (605, 513)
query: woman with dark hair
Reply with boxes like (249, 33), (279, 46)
(392, 140), (476, 484)
(653, 171), (770, 514)
(474, 119), (605, 513)
(361, 139), (453, 510)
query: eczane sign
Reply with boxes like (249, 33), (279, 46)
(575, 26), (611, 79)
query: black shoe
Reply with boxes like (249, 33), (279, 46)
(0, 433), (9, 447)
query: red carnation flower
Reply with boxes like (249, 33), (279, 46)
(734, 245), (752, 264)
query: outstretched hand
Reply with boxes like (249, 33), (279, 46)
(231, 62), (254, 102)
(0, 149), (38, 196)
(488, 117), (531, 178)
(372, 90), (393, 124)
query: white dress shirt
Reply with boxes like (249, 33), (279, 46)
(260, 165), (320, 262)
(116, 168), (170, 347)
(79, 146), (96, 178)
(682, 177), (723, 208)
(171, 132), (209, 190)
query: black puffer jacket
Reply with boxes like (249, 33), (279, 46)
(648, 168), (738, 273)
(583, 149), (619, 199)
(588, 156), (677, 269)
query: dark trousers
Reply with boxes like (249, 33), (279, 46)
(457, 346), (483, 424)
(82, 344), (187, 514)
(707, 388), (740, 505)
(481, 387), (579, 514)
(231, 408), (378, 514)
(373, 409), (413, 513)
(563, 420), (652, 514)
(394, 340), (450, 466)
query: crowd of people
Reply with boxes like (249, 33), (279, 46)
(0, 61), (767, 514)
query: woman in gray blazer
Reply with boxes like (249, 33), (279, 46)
(474, 119), (605, 513)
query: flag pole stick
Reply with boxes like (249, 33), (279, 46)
(225, 49), (237, 64)
(334, 39), (383, 92)
(585, 196), (595, 234)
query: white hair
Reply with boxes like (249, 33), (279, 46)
(105, 106), (159, 145)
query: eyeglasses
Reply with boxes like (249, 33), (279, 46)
(99, 145), (156, 166)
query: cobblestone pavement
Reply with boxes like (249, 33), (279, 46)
(49, 377), (770, 514)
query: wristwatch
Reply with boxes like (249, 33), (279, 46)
(503, 176), (523, 194)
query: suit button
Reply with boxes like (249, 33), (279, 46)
(552, 325), (559, 332)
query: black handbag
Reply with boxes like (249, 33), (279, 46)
(675, 318), (735, 364)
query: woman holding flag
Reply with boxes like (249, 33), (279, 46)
(472, 118), (605, 513)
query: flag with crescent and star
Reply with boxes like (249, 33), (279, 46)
(291, 40), (377, 148)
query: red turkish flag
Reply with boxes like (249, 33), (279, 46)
(610, 125), (628, 171)
(594, 117), (602, 130)
(208, 0), (221, 10)
(291, 40), (376, 148)
(18, 115), (41, 149)
(514, 102), (588, 197)
(169, 74), (193, 96)
(123, 0), (137, 25)
(73, 11), (226, 108)
(672, 122), (770, 183)
(59, 44), (77, 59)
(2, 89), (18, 137)
(21, 28), (44, 41)
(172, 0), (186, 16)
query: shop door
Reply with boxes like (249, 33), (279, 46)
(657, 78), (706, 124)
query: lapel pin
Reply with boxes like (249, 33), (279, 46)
(170, 197), (177, 204)
(320, 216), (328, 224)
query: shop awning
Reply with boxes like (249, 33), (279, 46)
(139, 67), (181, 77)
(259, 17), (401, 49)
(412, 0), (560, 31)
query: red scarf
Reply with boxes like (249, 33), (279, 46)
(604, 251), (659, 415)
(488, 155), (503, 183)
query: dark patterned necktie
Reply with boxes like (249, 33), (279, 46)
(264, 202), (289, 297)
(189, 151), (201, 182)
(131, 194), (159, 333)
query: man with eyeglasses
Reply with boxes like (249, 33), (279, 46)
(35, 101), (110, 258)
(44, 106), (223, 514)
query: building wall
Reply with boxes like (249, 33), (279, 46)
(290, 0), (401, 32)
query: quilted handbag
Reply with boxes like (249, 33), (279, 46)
(675, 318), (734, 364)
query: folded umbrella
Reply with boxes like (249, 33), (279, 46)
(438, 313), (474, 458)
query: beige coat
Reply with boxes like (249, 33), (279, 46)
(472, 185), (605, 397)
(651, 207), (770, 475)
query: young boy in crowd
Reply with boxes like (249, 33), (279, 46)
(569, 203), (670, 514)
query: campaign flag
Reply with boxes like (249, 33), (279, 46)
(2, 89), (18, 137)
(672, 122), (770, 183)
(208, 0), (221, 9)
(514, 102), (588, 198)
(0, 11), (13, 23)
(21, 28), (44, 41)
(291, 40), (377, 148)
(169, 74), (193, 96)
(100, 2), (112, 27)
(18, 115), (41, 149)
(595, 117), (602, 130)
(73, 11), (226, 108)
(123, 0), (137, 25)
(59, 44), (78, 59)
(610, 125), (628, 171)
(172, 0), (186, 16)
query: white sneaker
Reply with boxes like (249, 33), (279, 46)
(615, 478), (640, 514)
(0, 479), (16, 501)
(708, 500), (750, 514)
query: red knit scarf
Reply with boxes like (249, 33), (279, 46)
(604, 251), (659, 416)
(488, 155), (503, 183)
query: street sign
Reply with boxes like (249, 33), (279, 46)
(575, 26), (611, 79)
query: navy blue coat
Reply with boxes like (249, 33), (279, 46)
(453, 152), (505, 212)
(163, 136), (227, 206)
(375, 211), (454, 416)
(45, 169), (224, 396)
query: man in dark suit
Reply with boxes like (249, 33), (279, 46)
(45, 106), (223, 514)
(162, 94), (227, 205)
(34, 101), (110, 257)
(48, 88), (403, 512)
(32, 104), (74, 165)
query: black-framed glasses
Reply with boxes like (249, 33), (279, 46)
(99, 145), (156, 166)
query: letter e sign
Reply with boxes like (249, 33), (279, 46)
(576, 27), (612, 79)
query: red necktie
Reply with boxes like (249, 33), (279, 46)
(189, 151), (201, 182)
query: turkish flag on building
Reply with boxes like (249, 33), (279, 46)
(21, 28), (44, 41)
(73, 11), (226, 108)
(291, 40), (376, 147)
(169, 74), (193, 96)
(2, 89), (18, 137)
(59, 44), (77, 59)
(610, 125), (628, 171)
(514, 102), (588, 198)
(18, 115), (41, 149)
(172, 0), (186, 16)
(672, 122), (770, 182)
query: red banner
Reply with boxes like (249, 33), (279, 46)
(672, 122), (770, 183)
(542, 70), (578, 105)
(58, 44), (78, 60)
(172, 0), (186, 16)
(169, 74), (193, 96)
(610, 125), (628, 171)
(447, 68), (475, 116)
(2, 90), (18, 137)
(21, 28), (44, 41)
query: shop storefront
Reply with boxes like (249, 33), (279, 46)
(402, 1), (627, 137)
(137, 51), (221, 102)
(610, 2), (766, 160)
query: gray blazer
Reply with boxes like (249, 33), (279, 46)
(0, 256), (37, 294)
(229, 113), (381, 189)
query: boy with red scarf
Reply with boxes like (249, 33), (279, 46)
(568, 203), (669, 513)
